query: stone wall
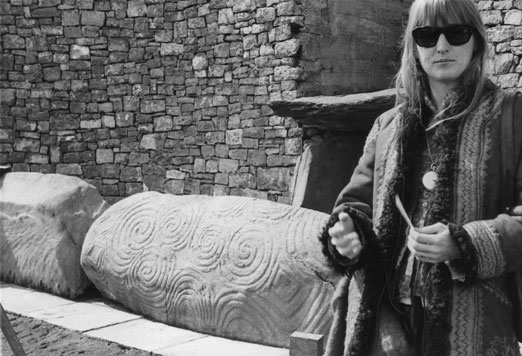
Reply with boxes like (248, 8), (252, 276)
(1, 0), (522, 205)
(0, 0), (306, 204)
(479, 0), (522, 88)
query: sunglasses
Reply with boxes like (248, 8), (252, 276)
(412, 25), (475, 47)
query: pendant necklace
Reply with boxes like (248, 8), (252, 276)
(422, 132), (438, 191)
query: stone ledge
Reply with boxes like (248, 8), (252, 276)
(270, 88), (396, 133)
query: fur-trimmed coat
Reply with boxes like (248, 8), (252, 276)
(320, 86), (522, 356)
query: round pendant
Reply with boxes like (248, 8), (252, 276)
(422, 170), (438, 191)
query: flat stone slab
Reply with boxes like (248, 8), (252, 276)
(26, 299), (142, 332)
(1, 282), (289, 356)
(270, 88), (395, 133)
(85, 318), (208, 352)
(0, 283), (75, 314)
(156, 334), (290, 356)
(81, 193), (336, 347)
(0, 172), (109, 298)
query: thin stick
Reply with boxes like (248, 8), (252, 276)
(394, 194), (414, 230)
(0, 303), (26, 356)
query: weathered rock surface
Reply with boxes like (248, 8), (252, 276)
(270, 88), (396, 133)
(0, 172), (109, 298)
(81, 192), (337, 347)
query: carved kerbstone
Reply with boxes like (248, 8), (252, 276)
(81, 192), (337, 347)
(0, 172), (109, 298)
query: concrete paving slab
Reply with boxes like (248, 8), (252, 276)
(25, 299), (143, 332)
(85, 318), (208, 352)
(156, 336), (289, 356)
(0, 283), (74, 314)
(1, 283), (290, 356)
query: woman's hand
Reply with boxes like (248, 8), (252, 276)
(407, 222), (460, 263)
(512, 205), (522, 224)
(328, 212), (362, 259)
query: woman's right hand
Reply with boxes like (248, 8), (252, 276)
(328, 212), (362, 259)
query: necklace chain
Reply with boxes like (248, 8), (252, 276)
(425, 132), (437, 172)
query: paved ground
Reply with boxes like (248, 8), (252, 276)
(1, 312), (160, 356)
(0, 282), (288, 356)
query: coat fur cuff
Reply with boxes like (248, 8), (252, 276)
(447, 223), (478, 285)
(319, 207), (375, 274)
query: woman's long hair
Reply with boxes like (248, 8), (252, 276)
(395, 0), (490, 120)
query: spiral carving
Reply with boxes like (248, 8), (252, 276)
(80, 192), (336, 347)
(158, 196), (202, 251)
(222, 225), (278, 289)
(190, 223), (226, 273)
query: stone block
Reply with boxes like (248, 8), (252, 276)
(108, 38), (129, 52)
(81, 11), (105, 26)
(140, 133), (166, 150)
(160, 43), (184, 56)
(1, 172), (109, 298)
(494, 53), (514, 74)
(505, 10), (522, 25)
(225, 129), (243, 145)
(43, 66), (61, 81)
(141, 100), (166, 114)
(218, 158), (239, 173)
(56, 163), (83, 176)
(487, 26), (514, 42)
(96, 148), (114, 164)
(3, 35), (25, 49)
(120, 167), (142, 182)
(218, 8), (234, 24)
(285, 137), (302, 155)
(481, 10), (502, 25)
(229, 173), (256, 188)
(289, 332), (323, 356)
(257, 167), (291, 191)
(80, 193), (335, 347)
(275, 39), (301, 58)
(247, 149), (267, 166)
(127, 0), (146, 17)
(192, 54), (208, 70)
(165, 180), (184, 194)
(62, 10), (80, 26)
(13, 138), (39, 152)
(0, 89), (16, 105)
(214, 43), (230, 57)
(32, 7), (60, 17)
(116, 112), (134, 127)
(194, 158), (206, 173)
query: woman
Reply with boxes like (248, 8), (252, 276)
(320, 0), (522, 355)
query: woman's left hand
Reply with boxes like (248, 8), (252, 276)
(407, 222), (460, 263)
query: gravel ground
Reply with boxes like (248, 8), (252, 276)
(1, 312), (160, 356)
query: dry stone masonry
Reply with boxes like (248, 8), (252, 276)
(479, 0), (522, 88)
(0, 0), (305, 204)
(81, 192), (337, 347)
(1, 0), (522, 205)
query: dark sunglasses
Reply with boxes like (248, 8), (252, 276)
(412, 24), (475, 47)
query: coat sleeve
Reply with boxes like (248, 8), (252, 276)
(319, 113), (384, 273)
(449, 161), (522, 283)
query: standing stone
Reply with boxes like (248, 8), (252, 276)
(1, 172), (109, 298)
(81, 193), (336, 347)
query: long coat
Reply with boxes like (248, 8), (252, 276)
(320, 86), (522, 356)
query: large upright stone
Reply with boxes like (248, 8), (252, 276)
(81, 193), (337, 347)
(0, 172), (109, 298)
